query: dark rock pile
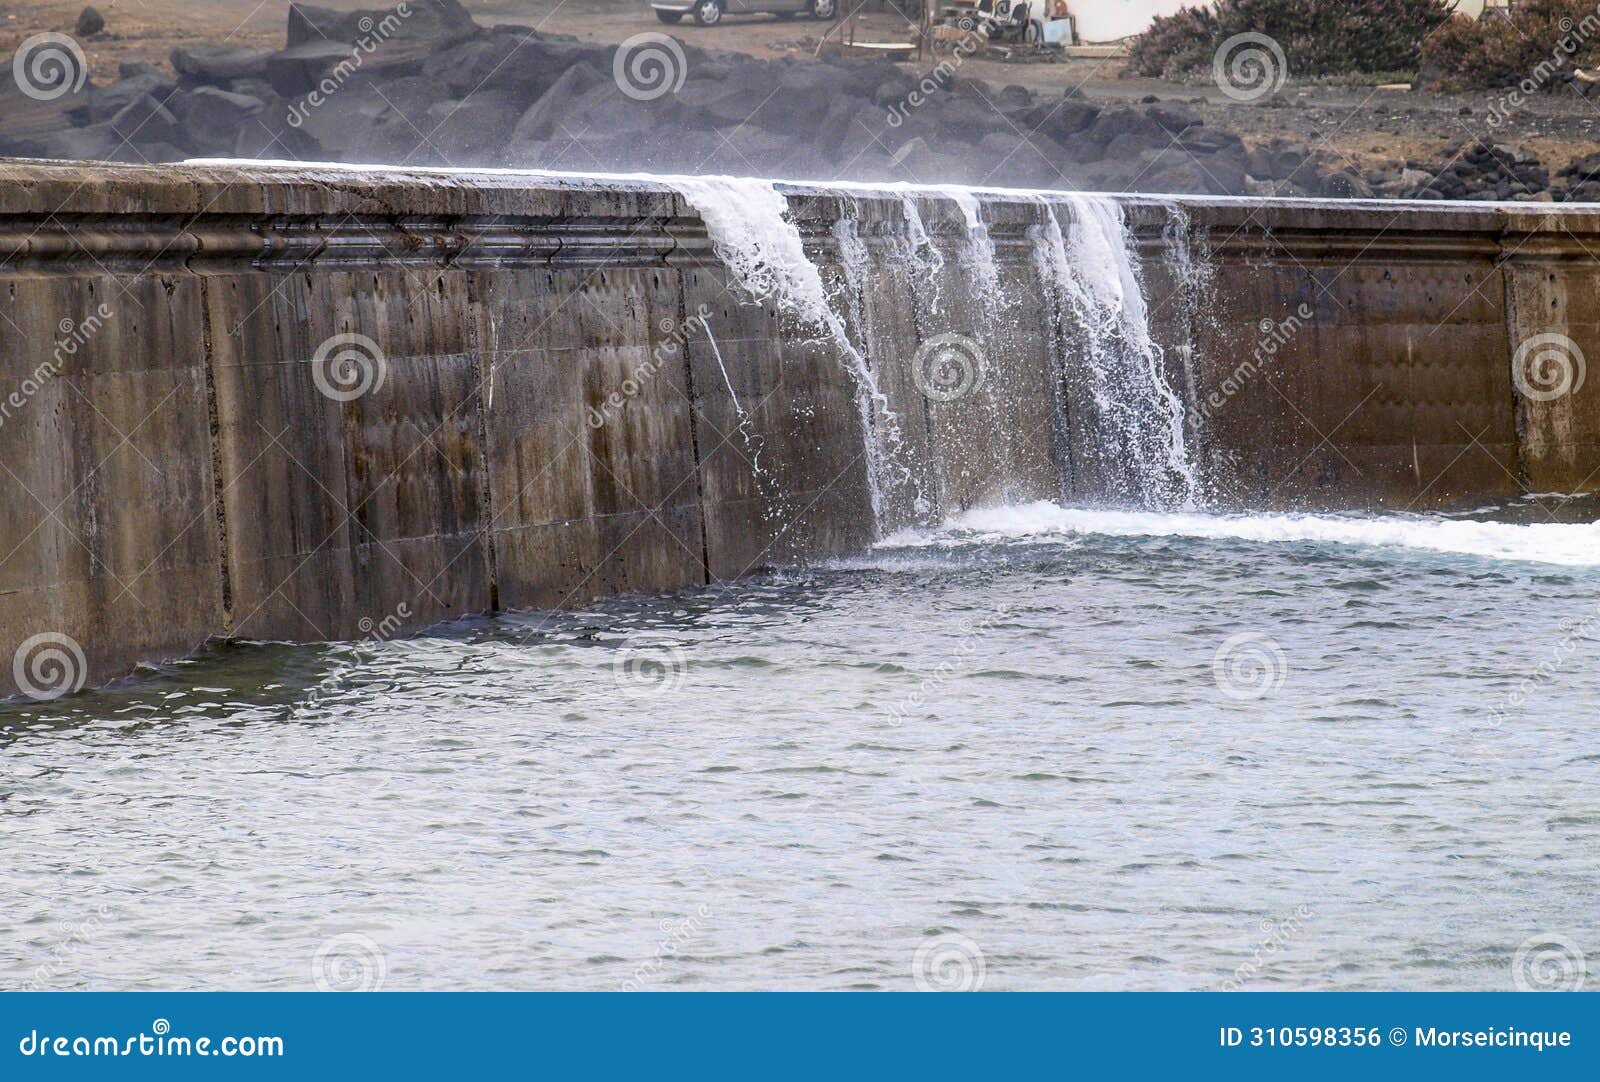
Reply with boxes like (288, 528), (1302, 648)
(7, 0), (1600, 205)
(1376, 141), (1600, 204)
(0, 0), (1258, 194)
(1401, 142), (1551, 202)
(1236, 137), (1600, 204)
(1556, 153), (1600, 202)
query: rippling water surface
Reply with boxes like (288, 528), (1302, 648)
(4, 501), (1598, 991)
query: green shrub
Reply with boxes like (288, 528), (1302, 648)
(1126, 5), (1215, 80)
(1419, 1), (1600, 91)
(1128, 0), (1457, 80)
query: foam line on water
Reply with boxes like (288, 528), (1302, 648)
(881, 501), (1600, 567)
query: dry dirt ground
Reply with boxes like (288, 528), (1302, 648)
(7, 0), (1600, 176)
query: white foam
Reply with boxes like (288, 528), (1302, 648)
(883, 501), (1600, 568)
(671, 176), (834, 323)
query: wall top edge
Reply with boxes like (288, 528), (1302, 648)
(5, 158), (1600, 252)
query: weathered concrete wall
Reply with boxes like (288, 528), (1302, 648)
(1499, 216), (1600, 493)
(1162, 199), (1600, 510)
(2, 163), (1598, 695)
(1162, 200), (1525, 511)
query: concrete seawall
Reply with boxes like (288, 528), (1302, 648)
(2, 161), (1596, 696)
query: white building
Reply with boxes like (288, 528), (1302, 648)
(1070, 0), (1504, 45)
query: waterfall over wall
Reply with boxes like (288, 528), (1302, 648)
(673, 177), (919, 536)
(1033, 194), (1201, 510)
(673, 177), (1204, 534)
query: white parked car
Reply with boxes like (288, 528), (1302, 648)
(652, 0), (837, 26)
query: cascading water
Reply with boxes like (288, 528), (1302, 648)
(674, 176), (1204, 525)
(892, 193), (946, 318)
(831, 205), (873, 320)
(1031, 193), (1200, 510)
(829, 207), (890, 526)
(700, 322), (760, 474)
(942, 188), (1002, 337)
(672, 177), (916, 532)
(670, 177), (834, 319)
(1159, 203), (1215, 477)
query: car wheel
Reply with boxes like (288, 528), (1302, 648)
(810, 0), (836, 19)
(692, 0), (723, 24)
(656, 9), (685, 21)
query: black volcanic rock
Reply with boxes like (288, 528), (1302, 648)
(75, 6), (105, 38)
(0, 3), (1520, 203)
(171, 45), (273, 85)
(170, 87), (265, 153)
(88, 72), (176, 124)
(286, 0), (476, 48)
(264, 41), (362, 98)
